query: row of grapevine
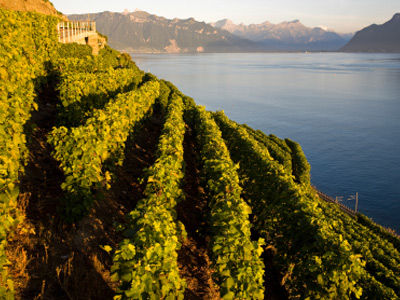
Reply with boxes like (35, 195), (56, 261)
(284, 138), (311, 187)
(111, 92), (187, 299)
(56, 55), (106, 75)
(317, 197), (400, 298)
(3, 7), (399, 300)
(156, 80), (173, 113)
(56, 45), (139, 75)
(48, 80), (160, 221)
(97, 45), (138, 70)
(57, 43), (93, 62)
(241, 124), (311, 186)
(242, 124), (293, 175)
(356, 213), (400, 252)
(0, 8), (60, 298)
(57, 67), (144, 127)
(213, 111), (364, 300)
(185, 104), (265, 299)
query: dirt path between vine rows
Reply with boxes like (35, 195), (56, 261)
(177, 126), (288, 300)
(7, 78), (288, 299)
(176, 126), (221, 300)
(7, 78), (165, 299)
(8, 86), (223, 299)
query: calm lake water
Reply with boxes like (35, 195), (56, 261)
(132, 52), (400, 232)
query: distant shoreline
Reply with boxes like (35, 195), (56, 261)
(123, 49), (400, 54)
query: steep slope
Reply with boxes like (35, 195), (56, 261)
(69, 10), (261, 53)
(0, 0), (65, 18)
(341, 13), (400, 52)
(3, 7), (400, 300)
(212, 19), (350, 51)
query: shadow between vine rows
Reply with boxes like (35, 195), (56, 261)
(176, 126), (221, 300)
(8, 76), (165, 299)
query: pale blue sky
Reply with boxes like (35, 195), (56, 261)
(51, 0), (399, 33)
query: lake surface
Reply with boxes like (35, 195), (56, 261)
(132, 52), (400, 232)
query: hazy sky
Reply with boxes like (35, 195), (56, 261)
(51, 0), (399, 33)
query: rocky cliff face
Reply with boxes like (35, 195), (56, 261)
(341, 13), (400, 52)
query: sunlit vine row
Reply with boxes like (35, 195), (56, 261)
(48, 80), (159, 221)
(0, 8), (59, 298)
(316, 197), (400, 298)
(186, 103), (265, 299)
(214, 111), (364, 300)
(57, 67), (144, 126)
(111, 92), (187, 299)
(241, 124), (310, 186)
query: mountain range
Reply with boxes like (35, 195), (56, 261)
(211, 19), (351, 51)
(341, 13), (400, 52)
(69, 10), (400, 53)
(69, 10), (352, 53)
(69, 10), (261, 53)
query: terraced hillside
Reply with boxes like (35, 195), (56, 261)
(1, 7), (400, 300)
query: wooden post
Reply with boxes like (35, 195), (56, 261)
(356, 192), (359, 213)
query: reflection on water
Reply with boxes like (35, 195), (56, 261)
(133, 52), (400, 232)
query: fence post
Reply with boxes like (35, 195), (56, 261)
(355, 192), (359, 213)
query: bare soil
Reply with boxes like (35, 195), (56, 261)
(7, 79), (165, 299)
(7, 79), (288, 299)
(177, 127), (221, 300)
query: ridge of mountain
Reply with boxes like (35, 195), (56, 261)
(341, 13), (400, 52)
(69, 10), (261, 53)
(211, 18), (351, 51)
